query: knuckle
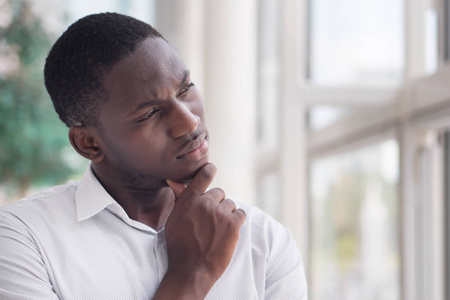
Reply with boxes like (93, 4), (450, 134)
(199, 164), (216, 180)
(224, 198), (236, 208)
(235, 208), (246, 220)
(215, 188), (226, 199)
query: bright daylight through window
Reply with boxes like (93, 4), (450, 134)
(310, 140), (400, 300)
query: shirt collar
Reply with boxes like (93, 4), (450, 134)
(75, 166), (116, 221)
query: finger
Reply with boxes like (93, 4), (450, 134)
(205, 188), (226, 202)
(184, 163), (217, 196)
(220, 198), (237, 212)
(233, 208), (246, 225)
(166, 179), (187, 198)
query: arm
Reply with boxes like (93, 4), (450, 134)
(153, 163), (246, 299)
(0, 214), (59, 300)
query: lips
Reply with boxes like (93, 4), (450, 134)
(176, 133), (208, 159)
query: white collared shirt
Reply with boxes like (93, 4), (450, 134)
(0, 167), (307, 299)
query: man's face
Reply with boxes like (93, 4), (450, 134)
(96, 37), (209, 187)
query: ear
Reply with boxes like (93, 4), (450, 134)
(68, 127), (104, 162)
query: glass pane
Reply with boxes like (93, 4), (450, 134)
(310, 140), (400, 300)
(309, 0), (404, 86)
(257, 172), (280, 220)
(446, 0), (450, 61)
(65, 0), (155, 24)
(0, 0), (155, 206)
(257, 0), (280, 148)
(308, 105), (351, 131)
(425, 8), (438, 74)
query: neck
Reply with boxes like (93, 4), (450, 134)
(91, 164), (175, 230)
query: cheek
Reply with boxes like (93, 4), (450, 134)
(136, 128), (172, 161)
(192, 102), (206, 122)
(101, 128), (148, 161)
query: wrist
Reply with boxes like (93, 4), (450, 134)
(153, 267), (217, 300)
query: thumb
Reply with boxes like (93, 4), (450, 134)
(166, 179), (187, 198)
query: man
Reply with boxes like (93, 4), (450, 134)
(0, 13), (307, 299)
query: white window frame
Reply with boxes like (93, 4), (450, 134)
(278, 0), (450, 299)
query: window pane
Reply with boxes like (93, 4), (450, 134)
(308, 105), (351, 131)
(425, 8), (438, 74)
(0, 0), (155, 207)
(445, 0), (450, 61)
(257, 0), (280, 148)
(65, 0), (155, 24)
(308, 0), (404, 86)
(257, 172), (280, 220)
(310, 140), (400, 300)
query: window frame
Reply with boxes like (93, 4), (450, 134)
(444, 131), (450, 300)
(276, 0), (450, 299)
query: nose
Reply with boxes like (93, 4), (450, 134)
(169, 102), (200, 138)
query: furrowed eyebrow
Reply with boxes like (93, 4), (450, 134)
(128, 99), (161, 117)
(127, 70), (190, 118)
(181, 70), (190, 85)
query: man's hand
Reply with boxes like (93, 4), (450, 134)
(153, 163), (246, 299)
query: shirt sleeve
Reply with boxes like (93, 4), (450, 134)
(0, 213), (59, 300)
(264, 220), (308, 300)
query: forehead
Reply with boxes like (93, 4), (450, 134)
(101, 37), (187, 103)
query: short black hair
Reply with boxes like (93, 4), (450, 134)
(44, 12), (163, 127)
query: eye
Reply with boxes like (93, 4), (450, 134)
(178, 82), (194, 96)
(137, 109), (160, 123)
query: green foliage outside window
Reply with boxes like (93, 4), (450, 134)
(0, 0), (82, 200)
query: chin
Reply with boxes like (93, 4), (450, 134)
(176, 169), (199, 183)
(173, 160), (208, 183)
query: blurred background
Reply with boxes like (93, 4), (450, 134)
(0, 0), (449, 299)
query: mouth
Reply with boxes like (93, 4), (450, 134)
(176, 134), (209, 161)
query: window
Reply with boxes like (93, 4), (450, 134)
(65, 0), (155, 24)
(296, 0), (450, 299)
(425, 4), (438, 74)
(256, 172), (281, 219)
(255, 0), (282, 220)
(445, 0), (450, 61)
(0, 0), (156, 206)
(309, 140), (400, 300)
(308, 105), (350, 131)
(257, 0), (280, 149)
(308, 0), (404, 86)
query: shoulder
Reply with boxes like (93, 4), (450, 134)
(237, 201), (287, 238)
(0, 181), (79, 230)
(234, 202), (308, 298)
(236, 202), (297, 258)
